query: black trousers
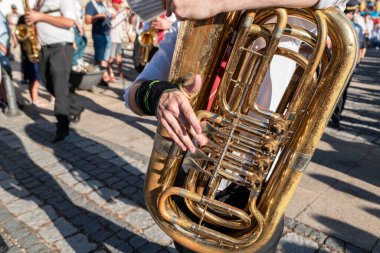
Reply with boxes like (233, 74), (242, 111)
(39, 44), (83, 128)
(331, 76), (350, 124)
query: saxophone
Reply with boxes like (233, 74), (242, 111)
(145, 7), (358, 253)
(138, 22), (157, 66)
(16, 0), (40, 63)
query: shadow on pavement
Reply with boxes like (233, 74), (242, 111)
(0, 127), (166, 252)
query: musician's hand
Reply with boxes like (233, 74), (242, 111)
(95, 13), (107, 20)
(156, 74), (208, 153)
(161, 0), (217, 20)
(25, 10), (43, 25)
(152, 16), (172, 30)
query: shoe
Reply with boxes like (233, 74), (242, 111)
(331, 119), (340, 129)
(52, 130), (69, 143)
(32, 100), (47, 107)
(69, 107), (84, 123)
(98, 79), (109, 87)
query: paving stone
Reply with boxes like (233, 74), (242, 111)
(6, 246), (22, 253)
(128, 235), (148, 250)
(6, 197), (42, 216)
(0, 187), (30, 204)
(18, 205), (57, 229)
(109, 157), (127, 167)
(57, 173), (80, 187)
(103, 198), (135, 217)
(278, 233), (318, 253)
(284, 216), (297, 230)
(96, 187), (119, 201)
(38, 217), (77, 244)
(73, 182), (96, 194)
(98, 150), (117, 160)
(318, 245), (333, 253)
(87, 191), (108, 206)
(345, 243), (366, 253)
(27, 243), (51, 253)
(124, 208), (155, 230)
(2, 219), (24, 235)
(0, 170), (10, 181)
(136, 243), (162, 253)
(90, 230), (113, 242)
(325, 237), (345, 252)
(0, 178), (19, 191)
(55, 234), (97, 253)
(309, 230), (328, 245)
(8, 227), (31, 241)
(294, 223), (314, 237)
(18, 234), (40, 249)
(144, 225), (173, 245)
(71, 170), (90, 181)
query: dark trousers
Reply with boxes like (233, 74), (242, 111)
(39, 44), (83, 129)
(331, 76), (350, 124)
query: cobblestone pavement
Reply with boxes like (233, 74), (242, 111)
(0, 45), (379, 253)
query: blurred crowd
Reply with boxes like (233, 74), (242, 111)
(0, 0), (175, 110)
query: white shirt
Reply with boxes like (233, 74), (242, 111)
(36, 0), (76, 45)
(74, 0), (84, 27)
(110, 7), (128, 43)
(125, 0), (349, 110)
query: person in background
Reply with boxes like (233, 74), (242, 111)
(364, 12), (374, 47)
(0, 11), (11, 111)
(108, 0), (128, 81)
(331, 0), (361, 128)
(354, 6), (368, 62)
(25, 0), (84, 143)
(85, 0), (112, 84)
(5, 4), (20, 62)
(372, 23), (380, 49)
(72, 0), (88, 72)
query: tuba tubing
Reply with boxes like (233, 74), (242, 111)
(144, 7), (358, 253)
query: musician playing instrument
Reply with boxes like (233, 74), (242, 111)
(126, 0), (349, 152)
(26, 0), (84, 142)
(125, 1), (350, 252)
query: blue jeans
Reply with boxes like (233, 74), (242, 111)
(72, 27), (87, 66)
(92, 33), (110, 64)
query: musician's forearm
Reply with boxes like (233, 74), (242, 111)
(40, 14), (75, 28)
(127, 81), (146, 116)
(214, 0), (319, 14)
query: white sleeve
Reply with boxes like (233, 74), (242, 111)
(135, 21), (179, 82)
(60, 0), (77, 20)
(124, 21), (179, 109)
(314, 0), (348, 11)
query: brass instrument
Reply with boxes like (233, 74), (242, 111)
(16, 0), (40, 63)
(145, 7), (358, 253)
(138, 23), (157, 66)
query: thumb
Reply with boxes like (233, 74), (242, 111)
(182, 74), (202, 96)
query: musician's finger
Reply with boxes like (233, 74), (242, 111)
(177, 98), (202, 135)
(178, 113), (208, 146)
(160, 118), (188, 152)
(163, 113), (196, 153)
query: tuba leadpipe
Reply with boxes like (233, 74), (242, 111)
(145, 7), (358, 253)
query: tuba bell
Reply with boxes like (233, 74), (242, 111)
(16, 0), (40, 63)
(145, 7), (358, 253)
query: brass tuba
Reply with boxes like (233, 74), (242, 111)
(16, 0), (40, 63)
(145, 7), (358, 253)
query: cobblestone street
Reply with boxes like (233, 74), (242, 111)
(0, 43), (379, 253)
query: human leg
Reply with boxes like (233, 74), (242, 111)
(48, 45), (75, 142)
